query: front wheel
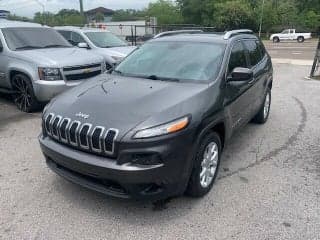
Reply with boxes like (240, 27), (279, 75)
(252, 89), (271, 124)
(11, 74), (40, 112)
(186, 132), (222, 197)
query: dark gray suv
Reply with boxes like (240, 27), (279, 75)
(39, 30), (273, 200)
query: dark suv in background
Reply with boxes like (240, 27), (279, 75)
(39, 29), (273, 200)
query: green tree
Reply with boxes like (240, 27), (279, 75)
(94, 12), (105, 22)
(146, 0), (183, 25)
(112, 9), (146, 21)
(203, 0), (257, 31)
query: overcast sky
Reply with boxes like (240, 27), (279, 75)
(0, 0), (158, 18)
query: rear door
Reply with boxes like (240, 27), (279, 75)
(242, 39), (269, 116)
(224, 40), (253, 130)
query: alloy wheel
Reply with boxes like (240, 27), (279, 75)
(263, 91), (271, 119)
(12, 75), (32, 112)
(200, 142), (219, 188)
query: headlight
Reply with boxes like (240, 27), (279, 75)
(38, 67), (62, 81)
(111, 56), (123, 62)
(133, 116), (189, 139)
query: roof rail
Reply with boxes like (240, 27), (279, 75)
(223, 29), (253, 40)
(153, 29), (203, 39)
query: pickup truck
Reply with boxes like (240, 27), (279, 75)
(270, 29), (312, 43)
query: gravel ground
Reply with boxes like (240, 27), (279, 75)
(0, 63), (320, 240)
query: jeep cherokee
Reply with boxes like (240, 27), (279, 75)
(39, 29), (273, 200)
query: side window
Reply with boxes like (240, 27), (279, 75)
(243, 40), (261, 67)
(256, 40), (266, 59)
(58, 30), (71, 42)
(228, 41), (248, 74)
(282, 30), (289, 34)
(71, 32), (85, 45)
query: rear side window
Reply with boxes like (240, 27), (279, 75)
(256, 40), (266, 59)
(228, 41), (248, 74)
(71, 32), (85, 45)
(58, 30), (71, 41)
(243, 40), (261, 67)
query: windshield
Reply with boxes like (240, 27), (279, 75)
(85, 32), (128, 48)
(2, 27), (71, 51)
(114, 41), (225, 82)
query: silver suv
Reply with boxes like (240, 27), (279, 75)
(0, 20), (104, 112)
(55, 26), (136, 70)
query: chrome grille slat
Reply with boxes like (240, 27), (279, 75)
(104, 128), (119, 155)
(79, 123), (92, 150)
(45, 113), (54, 136)
(90, 126), (105, 153)
(51, 115), (62, 140)
(58, 118), (71, 143)
(68, 121), (81, 146)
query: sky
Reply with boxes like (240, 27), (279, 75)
(0, 0), (158, 18)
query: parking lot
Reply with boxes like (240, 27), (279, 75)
(1, 41), (320, 240)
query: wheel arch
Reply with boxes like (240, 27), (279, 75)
(9, 69), (33, 87)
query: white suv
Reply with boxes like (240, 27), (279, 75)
(55, 26), (136, 70)
(0, 20), (104, 112)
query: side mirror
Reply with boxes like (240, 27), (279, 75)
(228, 67), (253, 82)
(77, 42), (89, 49)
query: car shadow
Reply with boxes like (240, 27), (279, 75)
(0, 93), (41, 130)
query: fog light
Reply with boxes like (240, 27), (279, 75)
(131, 153), (162, 166)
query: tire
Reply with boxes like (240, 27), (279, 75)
(252, 88), (271, 124)
(273, 37), (280, 43)
(297, 36), (304, 43)
(186, 132), (222, 197)
(11, 73), (40, 112)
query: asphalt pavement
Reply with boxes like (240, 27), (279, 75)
(0, 42), (320, 240)
(263, 39), (318, 60)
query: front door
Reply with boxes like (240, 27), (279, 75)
(224, 40), (253, 131)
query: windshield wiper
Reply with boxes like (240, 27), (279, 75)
(43, 44), (71, 48)
(112, 69), (123, 75)
(15, 45), (42, 50)
(146, 75), (180, 82)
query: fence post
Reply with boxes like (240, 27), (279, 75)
(131, 25), (134, 46)
(310, 37), (320, 78)
(134, 25), (137, 46)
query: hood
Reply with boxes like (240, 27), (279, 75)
(49, 74), (208, 139)
(14, 47), (103, 67)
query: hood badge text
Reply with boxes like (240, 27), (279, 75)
(75, 112), (90, 119)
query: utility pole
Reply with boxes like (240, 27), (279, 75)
(258, 0), (265, 38)
(79, 0), (84, 15)
(79, 0), (85, 25)
(34, 0), (46, 25)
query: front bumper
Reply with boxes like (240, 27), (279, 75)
(33, 80), (82, 102)
(39, 130), (195, 200)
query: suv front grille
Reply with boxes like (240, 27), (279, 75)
(63, 63), (102, 81)
(44, 113), (118, 157)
